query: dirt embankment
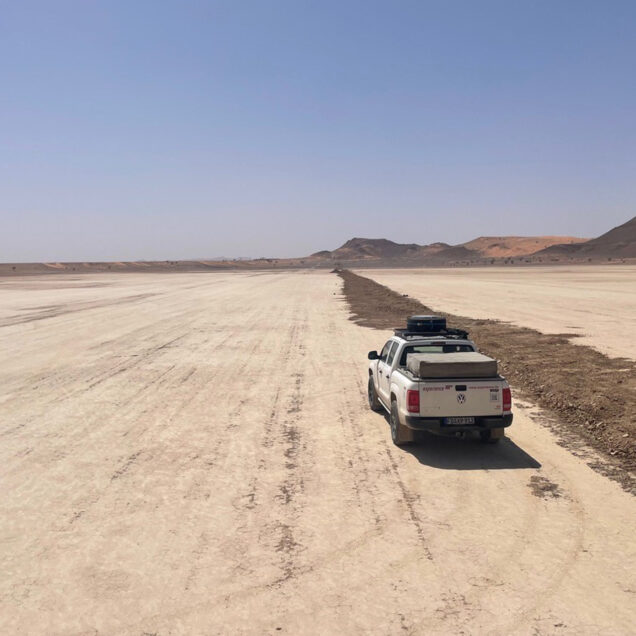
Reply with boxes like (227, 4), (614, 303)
(336, 269), (636, 493)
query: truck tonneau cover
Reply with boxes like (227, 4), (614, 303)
(406, 352), (498, 379)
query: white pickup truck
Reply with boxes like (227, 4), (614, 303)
(368, 317), (512, 446)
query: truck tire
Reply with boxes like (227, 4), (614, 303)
(390, 400), (413, 446)
(368, 377), (382, 412)
(480, 428), (505, 444)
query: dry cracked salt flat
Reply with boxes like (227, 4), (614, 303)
(1, 270), (635, 635)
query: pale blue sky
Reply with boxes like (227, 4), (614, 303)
(1, 1), (635, 261)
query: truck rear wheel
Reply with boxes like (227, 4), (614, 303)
(368, 377), (382, 412)
(390, 400), (413, 446)
(480, 428), (505, 444)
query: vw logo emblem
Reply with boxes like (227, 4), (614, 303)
(457, 393), (466, 404)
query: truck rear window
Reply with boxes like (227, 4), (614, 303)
(399, 344), (474, 366)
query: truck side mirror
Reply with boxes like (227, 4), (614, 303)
(368, 350), (379, 360)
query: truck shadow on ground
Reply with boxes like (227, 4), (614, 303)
(393, 427), (541, 471)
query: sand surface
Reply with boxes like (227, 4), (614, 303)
(1, 271), (635, 635)
(359, 266), (636, 360)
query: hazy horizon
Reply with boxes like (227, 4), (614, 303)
(2, 1), (636, 261)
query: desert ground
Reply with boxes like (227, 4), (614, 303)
(1, 271), (635, 635)
(359, 265), (636, 360)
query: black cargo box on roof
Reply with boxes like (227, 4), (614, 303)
(407, 315), (446, 333)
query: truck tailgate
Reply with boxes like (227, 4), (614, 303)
(418, 380), (504, 417)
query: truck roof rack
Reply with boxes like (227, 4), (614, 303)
(393, 327), (470, 340)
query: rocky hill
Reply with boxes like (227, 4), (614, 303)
(536, 216), (636, 259)
(311, 238), (450, 261)
(461, 236), (585, 259)
(309, 234), (588, 266)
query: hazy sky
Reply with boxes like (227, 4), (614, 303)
(2, 1), (635, 261)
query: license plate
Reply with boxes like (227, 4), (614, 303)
(444, 416), (475, 426)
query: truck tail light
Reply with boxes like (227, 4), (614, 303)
(407, 390), (420, 413)
(502, 387), (512, 412)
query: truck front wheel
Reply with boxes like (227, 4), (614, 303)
(390, 400), (413, 446)
(368, 377), (382, 412)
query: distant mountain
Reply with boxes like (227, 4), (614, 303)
(536, 216), (636, 259)
(462, 236), (585, 259)
(310, 238), (449, 261)
(4, 217), (632, 277)
(309, 234), (587, 265)
(314, 237), (419, 259)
